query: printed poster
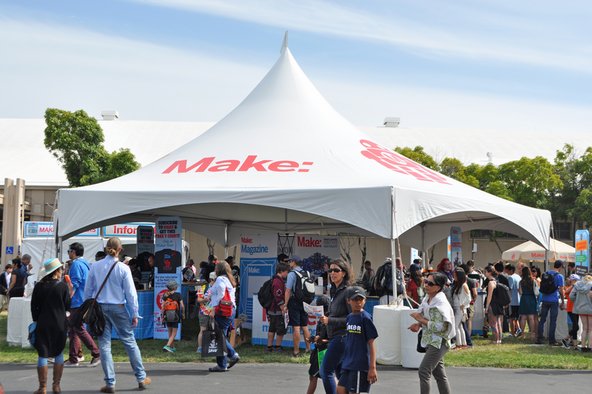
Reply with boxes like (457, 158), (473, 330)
(239, 233), (277, 329)
(153, 216), (182, 340)
(449, 226), (462, 265)
(136, 225), (155, 256)
(575, 229), (590, 275)
(292, 234), (340, 277)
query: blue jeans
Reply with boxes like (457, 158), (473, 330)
(537, 301), (559, 343)
(320, 335), (346, 394)
(38, 353), (64, 367)
(215, 315), (237, 369)
(98, 304), (146, 387)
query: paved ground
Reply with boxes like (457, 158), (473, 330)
(0, 362), (590, 393)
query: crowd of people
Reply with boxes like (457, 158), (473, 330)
(2, 243), (591, 394)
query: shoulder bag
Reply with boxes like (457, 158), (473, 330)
(74, 262), (118, 336)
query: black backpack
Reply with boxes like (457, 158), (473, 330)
(372, 262), (393, 297)
(257, 278), (274, 310)
(293, 270), (315, 304)
(493, 281), (511, 307)
(540, 272), (558, 294)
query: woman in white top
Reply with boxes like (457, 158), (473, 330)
(451, 268), (471, 348)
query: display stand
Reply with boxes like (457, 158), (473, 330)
(7, 297), (33, 348)
(373, 304), (410, 365)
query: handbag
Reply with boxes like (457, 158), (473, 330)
(201, 317), (227, 357)
(28, 321), (37, 346)
(215, 288), (233, 317)
(416, 329), (427, 353)
(74, 262), (118, 336)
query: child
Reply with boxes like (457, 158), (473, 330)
(306, 295), (331, 394)
(161, 280), (184, 353)
(337, 287), (378, 394)
(196, 272), (216, 354)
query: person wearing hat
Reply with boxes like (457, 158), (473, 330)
(31, 258), (70, 394)
(337, 287), (378, 394)
(570, 274), (592, 351)
(536, 260), (566, 346)
(409, 272), (455, 394)
(161, 280), (184, 353)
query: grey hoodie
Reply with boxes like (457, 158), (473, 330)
(569, 280), (592, 315)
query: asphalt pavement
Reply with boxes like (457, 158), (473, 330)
(0, 362), (590, 393)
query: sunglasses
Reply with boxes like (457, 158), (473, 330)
(424, 280), (437, 287)
(328, 268), (343, 273)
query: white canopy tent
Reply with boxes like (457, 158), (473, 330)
(55, 37), (552, 254)
(502, 238), (575, 263)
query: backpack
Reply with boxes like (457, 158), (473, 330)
(493, 281), (511, 307)
(162, 295), (180, 323)
(293, 270), (315, 304)
(372, 262), (393, 297)
(540, 272), (558, 294)
(257, 278), (274, 310)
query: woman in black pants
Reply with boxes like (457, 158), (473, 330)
(318, 260), (353, 394)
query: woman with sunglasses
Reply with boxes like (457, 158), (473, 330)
(318, 260), (354, 394)
(409, 272), (455, 394)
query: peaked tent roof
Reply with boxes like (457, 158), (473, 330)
(56, 39), (551, 249)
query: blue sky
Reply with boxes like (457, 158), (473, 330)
(1, 0), (591, 131)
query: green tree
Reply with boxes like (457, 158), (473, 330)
(394, 146), (439, 170)
(44, 108), (140, 187)
(439, 157), (479, 187)
(498, 156), (563, 209)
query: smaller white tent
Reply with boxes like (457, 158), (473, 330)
(501, 238), (575, 263)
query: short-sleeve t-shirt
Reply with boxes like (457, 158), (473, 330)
(540, 271), (564, 303)
(162, 292), (182, 312)
(341, 310), (379, 372)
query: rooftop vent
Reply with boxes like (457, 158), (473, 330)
(383, 117), (400, 128)
(101, 110), (119, 121)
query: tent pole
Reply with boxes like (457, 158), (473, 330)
(224, 222), (229, 258)
(390, 187), (398, 304)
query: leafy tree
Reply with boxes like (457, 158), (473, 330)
(44, 108), (140, 187)
(497, 156), (562, 209)
(439, 157), (479, 187)
(394, 146), (439, 170)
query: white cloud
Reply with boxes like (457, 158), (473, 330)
(132, 0), (592, 73)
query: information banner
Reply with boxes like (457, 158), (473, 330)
(153, 217), (182, 340)
(103, 222), (155, 238)
(449, 226), (463, 265)
(239, 233), (277, 329)
(575, 229), (590, 275)
(137, 226), (155, 256)
(293, 234), (340, 277)
(251, 296), (317, 348)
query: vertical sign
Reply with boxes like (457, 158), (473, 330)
(137, 225), (155, 256)
(239, 233), (277, 329)
(575, 229), (590, 275)
(153, 216), (182, 340)
(293, 234), (340, 277)
(449, 226), (463, 266)
(446, 236), (452, 261)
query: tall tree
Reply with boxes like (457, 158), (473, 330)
(44, 108), (140, 187)
(394, 146), (439, 170)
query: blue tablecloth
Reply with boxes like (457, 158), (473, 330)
(112, 290), (154, 340)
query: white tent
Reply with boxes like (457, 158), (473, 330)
(501, 239), (575, 263)
(55, 37), (551, 251)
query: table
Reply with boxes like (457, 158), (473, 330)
(6, 297), (33, 348)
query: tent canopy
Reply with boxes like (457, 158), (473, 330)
(56, 37), (551, 250)
(502, 238), (575, 263)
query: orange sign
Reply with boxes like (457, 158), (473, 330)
(576, 240), (588, 251)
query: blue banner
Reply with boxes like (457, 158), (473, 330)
(575, 229), (590, 275)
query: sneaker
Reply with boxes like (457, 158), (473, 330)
(77, 355), (85, 362)
(561, 339), (571, 349)
(63, 360), (80, 367)
(163, 345), (174, 353)
(208, 366), (228, 372)
(515, 328), (522, 337)
(534, 339), (544, 345)
(228, 354), (240, 369)
(100, 386), (115, 393)
(273, 346), (283, 353)
(138, 377), (151, 390)
(265, 346), (273, 352)
(196, 347), (202, 354)
(549, 341), (563, 347)
(89, 357), (101, 367)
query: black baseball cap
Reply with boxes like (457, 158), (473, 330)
(348, 286), (367, 300)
